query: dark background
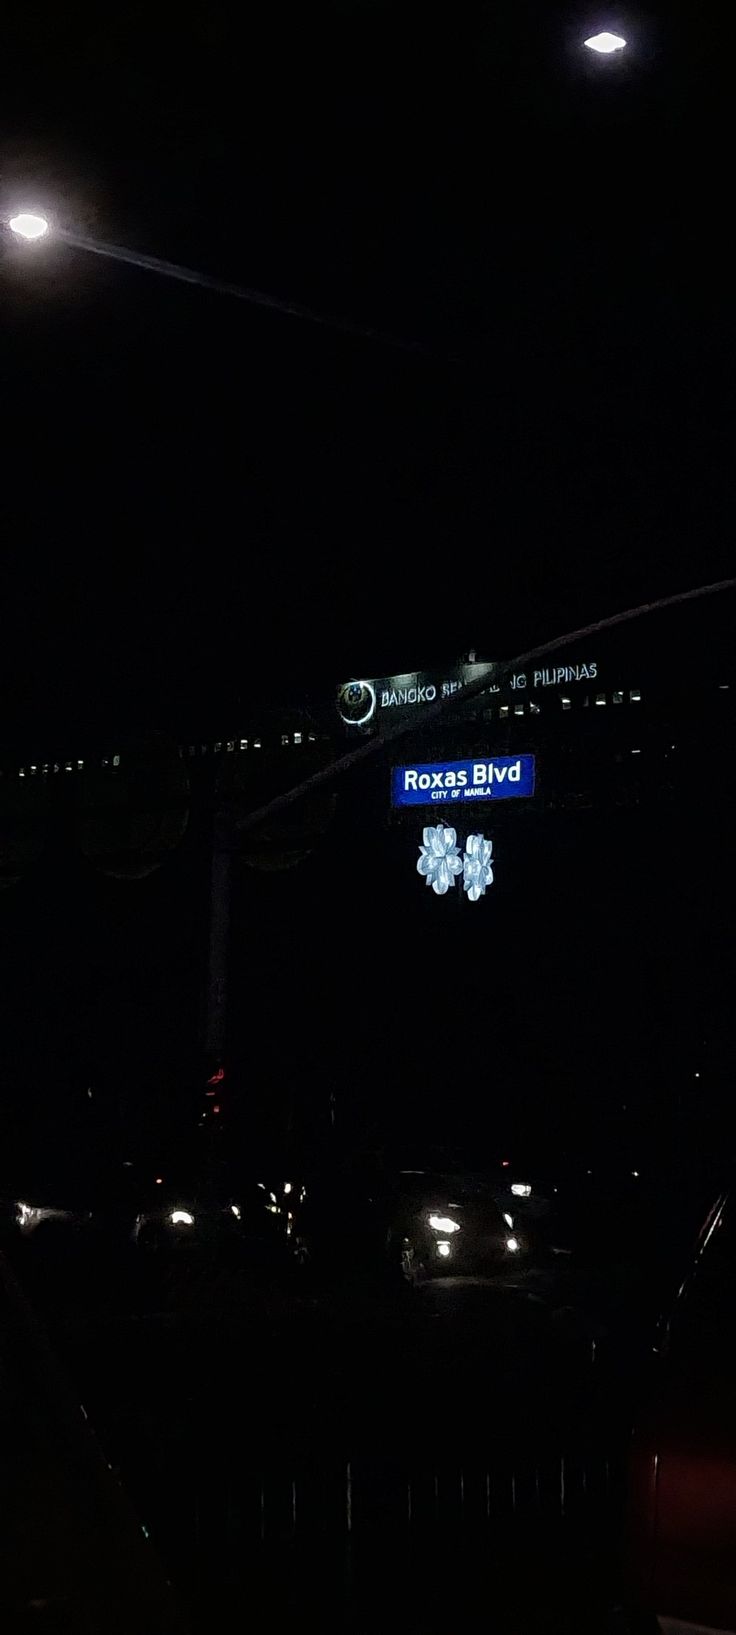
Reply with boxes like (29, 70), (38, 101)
(1, 3), (734, 1172)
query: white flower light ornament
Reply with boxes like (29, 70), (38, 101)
(417, 824), (463, 895)
(463, 833), (493, 901)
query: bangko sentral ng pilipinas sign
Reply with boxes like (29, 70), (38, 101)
(392, 755), (536, 809)
(336, 661), (598, 727)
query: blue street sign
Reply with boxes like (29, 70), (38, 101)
(392, 755), (536, 808)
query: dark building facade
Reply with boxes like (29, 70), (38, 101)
(0, 591), (733, 1174)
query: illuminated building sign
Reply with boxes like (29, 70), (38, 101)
(336, 663), (493, 727)
(392, 755), (535, 809)
(337, 661), (598, 727)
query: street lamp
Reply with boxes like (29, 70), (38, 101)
(2, 207), (433, 358)
(583, 31), (627, 53)
(8, 212), (50, 240)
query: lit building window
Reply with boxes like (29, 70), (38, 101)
(595, 693), (606, 706)
(281, 734), (289, 746)
(529, 701), (540, 715)
(239, 739), (248, 750)
(561, 697), (571, 711)
(254, 738), (262, 749)
(514, 704), (524, 716)
(612, 691), (623, 705)
(499, 705), (509, 718)
(226, 741), (235, 753)
(631, 748), (641, 755)
(294, 731), (302, 744)
(630, 689), (641, 703)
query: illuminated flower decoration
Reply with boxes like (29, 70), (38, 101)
(417, 824), (463, 895)
(463, 833), (493, 901)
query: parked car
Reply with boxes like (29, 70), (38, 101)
(132, 1168), (291, 1268)
(626, 1189), (736, 1634)
(1, 1146), (299, 1314)
(385, 1168), (528, 1284)
(1, 1159), (143, 1258)
(388, 1145), (584, 1259)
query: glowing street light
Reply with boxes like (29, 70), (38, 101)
(8, 212), (50, 240)
(2, 207), (430, 356)
(584, 31), (627, 54)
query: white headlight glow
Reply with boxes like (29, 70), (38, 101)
(428, 1214), (461, 1235)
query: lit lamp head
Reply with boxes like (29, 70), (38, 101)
(583, 31), (626, 54)
(8, 213), (50, 241)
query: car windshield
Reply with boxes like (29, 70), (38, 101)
(398, 1171), (496, 1202)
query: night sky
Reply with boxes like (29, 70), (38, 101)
(3, 2), (734, 733)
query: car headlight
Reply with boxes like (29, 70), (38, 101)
(511, 1184), (532, 1198)
(505, 1236), (520, 1254)
(170, 1209), (195, 1226)
(503, 1212), (514, 1228)
(428, 1214), (461, 1235)
(15, 1202), (74, 1233)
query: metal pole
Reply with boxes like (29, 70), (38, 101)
(204, 813), (232, 1065)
